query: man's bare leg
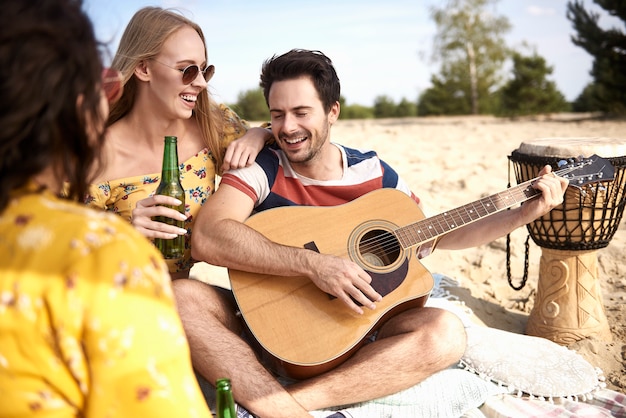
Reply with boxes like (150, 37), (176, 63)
(287, 307), (466, 411)
(172, 279), (312, 418)
(174, 279), (465, 416)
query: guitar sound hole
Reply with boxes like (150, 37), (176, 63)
(358, 229), (400, 267)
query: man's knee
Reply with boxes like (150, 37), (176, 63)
(172, 278), (222, 314)
(430, 308), (467, 360)
(172, 278), (207, 306)
(172, 279), (239, 329)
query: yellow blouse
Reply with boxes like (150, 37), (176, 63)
(0, 183), (211, 417)
(86, 104), (249, 275)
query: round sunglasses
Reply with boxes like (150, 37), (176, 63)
(153, 59), (215, 84)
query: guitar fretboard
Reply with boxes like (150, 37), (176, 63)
(394, 181), (539, 249)
(394, 157), (610, 249)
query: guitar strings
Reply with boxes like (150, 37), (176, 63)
(354, 176), (551, 253)
(351, 160), (596, 258)
(355, 189), (523, 254)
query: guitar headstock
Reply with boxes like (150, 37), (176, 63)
(555, 154), (615, 189)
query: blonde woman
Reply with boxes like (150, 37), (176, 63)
(87, 7), (271, 278)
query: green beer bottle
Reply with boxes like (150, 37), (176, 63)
(215, 378), (237, 418)
(154, 136), (185, 259)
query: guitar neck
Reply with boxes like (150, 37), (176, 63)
(393, 156), (607, 250)
(395, 178), (541, 249)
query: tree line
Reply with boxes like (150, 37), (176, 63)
(231, 0), (625, 121)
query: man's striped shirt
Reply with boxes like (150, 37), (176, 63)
(220, 143), (420, 212)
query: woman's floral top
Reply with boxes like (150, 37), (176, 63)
(0, 183), (211, 417)
(85, 104), (249, 275)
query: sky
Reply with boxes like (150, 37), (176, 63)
(85, 0), (623, 106)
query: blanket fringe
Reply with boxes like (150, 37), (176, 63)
(458, 358), (607, 405)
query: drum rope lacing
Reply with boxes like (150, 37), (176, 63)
(506, 157), (531, 290)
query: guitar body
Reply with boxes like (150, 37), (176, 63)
(229, 188), (434, 379)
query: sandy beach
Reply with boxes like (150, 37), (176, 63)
(192, 114), (626, 393)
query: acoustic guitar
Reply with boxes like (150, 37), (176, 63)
(228, 155), (613, 379)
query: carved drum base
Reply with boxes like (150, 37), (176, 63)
(526, 248), (613, 345)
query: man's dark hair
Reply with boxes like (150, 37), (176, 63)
(0, 0), (105, 211)
(259, 49), (341, 113)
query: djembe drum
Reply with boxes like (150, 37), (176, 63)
(509, 137), (626, 345)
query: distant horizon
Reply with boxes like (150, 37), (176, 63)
(86, 0), (623, 106)
(270, 111), (606, 122)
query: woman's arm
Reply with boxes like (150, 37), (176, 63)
(221, 126), (273, 172)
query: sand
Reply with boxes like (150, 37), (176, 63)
(191, 113), (626, 392)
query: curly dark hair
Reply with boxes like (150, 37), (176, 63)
(0, 0), (106, 212)
(259, 49), (341, 114)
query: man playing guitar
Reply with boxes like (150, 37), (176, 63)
(173, 49), (568, 417)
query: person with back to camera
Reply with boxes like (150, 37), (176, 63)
(85, 7), (272, 279)
(0, 0), (213, 416)
(177, 49), (569, 417)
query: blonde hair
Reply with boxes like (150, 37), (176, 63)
(109, 7), (225, 168)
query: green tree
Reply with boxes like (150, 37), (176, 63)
(395, 98), (417, 117)
(497, 52), (569, 116)
(233, 88), (270, 121)
(338, 96), (374, 119)
(567, 0), (626, 114)
(339, 104), (374, 119)
(572, 82), (602, 112)
(373, 95), (397, 118)
(429, 0), (511, 114)
(417, 64), (472, 116)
